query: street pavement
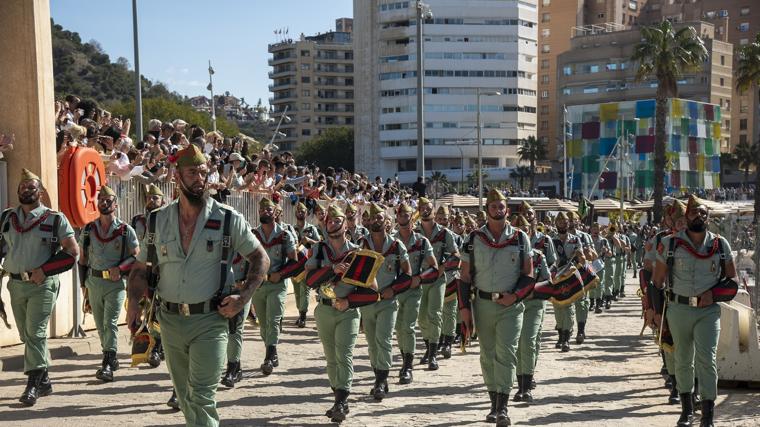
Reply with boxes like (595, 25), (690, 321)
(1, 274), (759, 426)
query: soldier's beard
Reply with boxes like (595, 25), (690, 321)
(557, 227), (568, 234)
(18, 192), (39, 205)
(370, 223), (384, 232)
(179, 177), (205, 207)
(488, 213), (506, 221)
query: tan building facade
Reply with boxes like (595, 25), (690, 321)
(268, 19), (354, 152)
(640, 0), (759, 152)
(556, 21), (733, 151)
(538, 0), (644, 160)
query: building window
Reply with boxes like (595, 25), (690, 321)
(542, 44), (551, 53)
(720, 55), (725, 66)
(302, 103), (311, 110)
(542, 0), (550, 5)
(302, 129), (311, 136)
(301, 76), (310, 83)
(563, 66), (572, 75)
(540, 121), (548, 130)
(302, 90), (310, 96)
(301, 63), (310, 70)
(739, 23), (750, 32)
(301, 50), (310, 57)
(740, 134), (748, 144)
(541, 90), (549, 98)
(540, 105), (549, 115)
(719, 78), (724, 87)
(740, 119), (748, 130)
(541, 59), (550, 69)
(740, 38), (749, 45)
(541, 28), (551, 37)
(541, 75), (550, 83)
(542, 13), (551, 22)
(598, 13), (605, 18)
(740, 7), (750, 16)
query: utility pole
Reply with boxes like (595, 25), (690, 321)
(415, 1), (431, 180)
(131, 0), (143, 139)
(208, 60), (217, 132)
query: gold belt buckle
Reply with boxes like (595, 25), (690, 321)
(491, 292), (502, 301)
(179, 304), (191, 316)
(20, 272), (30, 282)
(102, 270), (111, 280)
(688, 296), (699, 307)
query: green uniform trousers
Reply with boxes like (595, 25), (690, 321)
(292, 278), (310, 313)
(315, 302), (360, 391)
(418, 280), (445, 342)
(590, 267), (605, 300)
(8, 277), (59, 373)
(665, 349), (676, 375)
(474, 298), (524, 394)
(603, 259), (616, 297)
(574, 295), (589, 324)
(394, 287), (422, 354)
(517, 299), (545, 375)
(251, 280), (287, 346)
(158, 309), (228, 427)
(226, 298), (253, 363)
(553, 304), (575, 332)
(441, 296), (458, 338)
(86, 276), (126, 352)
(667, 302), (720, 400)
(614, 256), (626, 292)
(360, 298), (398, 370)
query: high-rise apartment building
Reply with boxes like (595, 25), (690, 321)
(640, 0), (759, 151)
(268, 19), (354, 152)
(537, 0), (644, 159)
(557, 21), (733, 150)
(354, 0), (538, 184)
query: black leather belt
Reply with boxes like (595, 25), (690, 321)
(668, 292), (701, 307)
(9, 272), (33, 281)
(90, 268), (119, 279)
(162, 300), (217, 316)
(320, 298), (334, 307)
(478, 290), (503, 301)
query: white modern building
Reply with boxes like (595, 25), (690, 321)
(354, 0), (538, 184)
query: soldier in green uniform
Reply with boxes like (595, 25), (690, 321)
(551, 212), (584, 352)
(252, 197), (297, 376)
(127, 145), (270, 427)
(1, 169), (78, 406)
(416, 198), (458, 370)
(78, 185), (139, 382)
(131, 184), (165, 241)
(305, 205), (381, 423)
(345, 202), (369, 244)
(220, 239), (254, 389)
(475, 210), (487, 228)
(392, 202), (436, 384)
(627, 225), (641, 278)
(520, 201), (557, 268)
(358, 202), (411, 401)
(313, 202), (329, 240)
(568, 212), (596, 344)
(654, 195), (735, 427)
(616, 223), (631, 298)
(292, 201), (321, 328)
(448, 214), (467, 345)
(513, 214), (549, 404)
(436, 205), (459, 359)
(459, 188), (533, 427)
(603, 225), (621, 309)
(589, 223), (611, 314)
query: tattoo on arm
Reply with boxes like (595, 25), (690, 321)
(239, 246), (270, 302)
(127, 262), (149, 302)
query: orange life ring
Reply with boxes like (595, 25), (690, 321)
(58, 146), (106, 228)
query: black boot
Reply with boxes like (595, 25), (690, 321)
(693, 378), (701, 410)
(295, 311), (307, 328)
(522, 374), (534, 403)
(96, 351), (115, 382)
(441, 336), (453, 359)
(595, 298), (604, 314)
(221, 361), (242, 387)
(38, 369), (52, 397)
(19, 369), (44, 406)
(420, 340), (430, 365)
(561, 330), (571, 353)
(496, 393), (511, 426)
(677, 393), (695, 426)
(530, 376), (536, 390)
(427, 342), (439, 370)
(700, 400), (714, 427)
(372, 370), (389, 401)
(589, 299), (595, 310)
(167, 389), (180, 411)
(148, 344), (162, 368)
(668, 376), (681, 404)
(486, 391), (497, 423)
(604, 296), (612, 309)
(330, 389), (350, 423)
(555, 330), (563, 349)
(399, 353), (414, 385)
(513, 375), (524, 402)
(261, 345), (278, 376)
(453, 323), (462, 345)
(576, 322), (586, 345)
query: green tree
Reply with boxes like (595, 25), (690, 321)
(733, 140), (758, 186)
(509, 166), (532, 190)
(429, 171), (451, 198)
(632, 20), (708, 223)
(517, 135), (547, 189)
(736, 33), (760, 223)
(295, 127), (354, 171)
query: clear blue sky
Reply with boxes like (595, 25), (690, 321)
(50, 0), (353, 106)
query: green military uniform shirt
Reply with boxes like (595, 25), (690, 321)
(418, 223), (457, 270)
(361, 234), (408, 290)
(656, 230), (733, 297)
(136, 199), (259, 304)
(393, 230), (433, 276)
(79, 218), (139, 271)
(254, 223), (297, 275)
(531, 231), (557, 267)
(346, 224), (369, 244)
(306, 240), (360, 299)
(552, 232), (583, 268)
(1, 205), (74, 274)
(464, 225), (531, 293)
(295, 222), (321, 248)
(592, 235), (610, 261)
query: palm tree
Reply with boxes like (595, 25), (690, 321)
(736, 33), (760, 223)
(429, 171), (450, 199)
(517, 135), (547, 189)
(631, 20), (708, 224)
(510, 166), (532, 190)
(733, 141), (757, 186)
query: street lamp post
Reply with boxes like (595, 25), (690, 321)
(268, 104), (291, 151)
(131, 0), (143, 140)
(416, 1), (432, 180)
(476, 88), (501, 211)
(208, 60), (216, 132)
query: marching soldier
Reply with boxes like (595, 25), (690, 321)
(131, 184), (165, 241)
(627, 225), (641, 278)
(252, 197), (297, 376)
(359, 202), (411, 401)
(653, 195), (735, 427)
(520, 201), (557, 268)
(568, 212), (595, 344)
(221, 239), (254, 389)
(392, 202), (436, 384)
(416, 198), (458, 370)
(292, 201), (321, 328)
(458, 188), (533, 426)
(78, 185), (139, 382)
(436, 205), (459, 359)
(449, 214), (467, 345)
(304, 205), (381, 423)
(475, 210), (487, 228)
(551, 212), (584, 352)
(127, 145), (270, 427)
(589, 223), (611, 314)
(513, 214), (549, 404)
(603, 225), (621, 310)
(0, 169), (78, 406)
(313, 202), (328, 240)
(345, 203), (369, 244)
(616, 223), (631, 298)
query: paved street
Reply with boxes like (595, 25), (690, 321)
(1, 275), (759, 426)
